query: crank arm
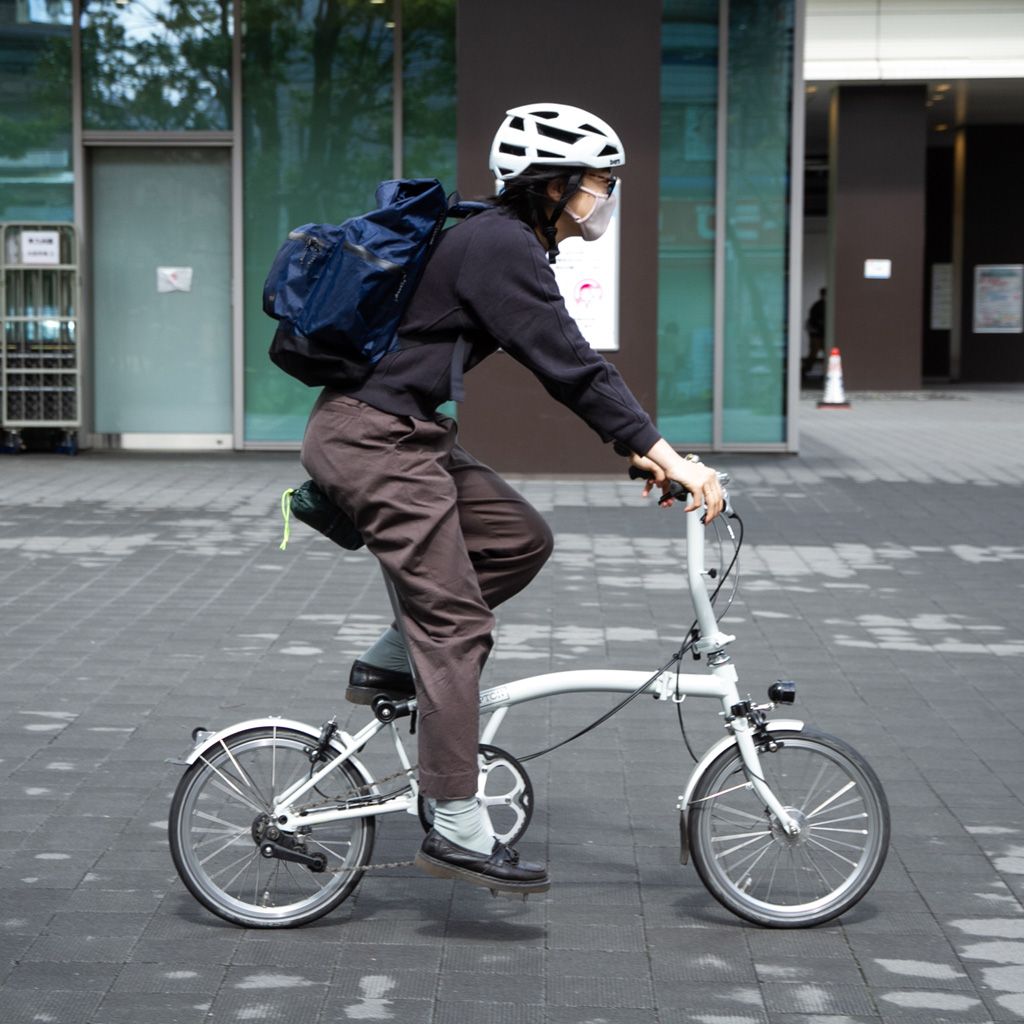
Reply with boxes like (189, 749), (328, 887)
(258, 838), (327, 872)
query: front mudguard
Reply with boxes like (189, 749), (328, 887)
(677, 718), (805, 865)
(183, 716), (376, 792)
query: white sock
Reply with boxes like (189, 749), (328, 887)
(432, 797), (493, 855)
(360, 627), (411, 674)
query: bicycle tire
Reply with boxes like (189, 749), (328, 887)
(688, 728), (889, 927)
(169, 727), (375, 928)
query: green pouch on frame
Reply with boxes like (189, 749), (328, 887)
(279, 480), (365, 551)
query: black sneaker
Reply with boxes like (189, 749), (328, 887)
(415, 829), (550, 894)
(345, 660), (416, 705)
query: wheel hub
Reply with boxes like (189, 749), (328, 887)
(251, 813), (279, 845)
(769, 806), (808, 845)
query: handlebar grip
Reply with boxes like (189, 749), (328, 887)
(628, 466), (689, 503)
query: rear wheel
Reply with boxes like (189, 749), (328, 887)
(688, 729), (889, 927)
(169, 727), (375, 928)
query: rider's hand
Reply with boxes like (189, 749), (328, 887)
(632, 440), (725, 522)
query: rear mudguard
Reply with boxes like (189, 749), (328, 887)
(184, 716), (376, 792)
(678, 718), (805, 865)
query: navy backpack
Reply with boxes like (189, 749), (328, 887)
(263, 178), (485, 390)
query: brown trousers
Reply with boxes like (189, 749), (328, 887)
(301, 392), (554, 798)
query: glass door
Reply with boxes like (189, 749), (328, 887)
(90, 147), (231, 443)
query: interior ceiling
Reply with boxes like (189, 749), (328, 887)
(803, 78), (1024, 158)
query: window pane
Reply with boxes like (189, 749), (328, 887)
(241, 1), (457, 443)
(722, 0), (793, 444)
(0, 1), (73, 221)
(658, 0), (718, 446)
(81, 0), (232, 131)
(402, 0), (456, 184)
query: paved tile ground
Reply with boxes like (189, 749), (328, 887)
(1, 385), (1023, 1024)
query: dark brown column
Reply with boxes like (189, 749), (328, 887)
(454, 0), (662, 472)
(829, 85), (926, 390)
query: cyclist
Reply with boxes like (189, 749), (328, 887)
(301, 102), (723, 895)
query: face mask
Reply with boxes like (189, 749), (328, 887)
(569, 188), (617, 241)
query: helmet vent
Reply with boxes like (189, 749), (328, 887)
(499, 142), (527, 157)
(509, 116), (525, 131)
(597, 144), (617, 157)
(579, 123), (608, 137)
(537, 123), (584, 145)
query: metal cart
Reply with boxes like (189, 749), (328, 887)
(1, 223), (81, 454)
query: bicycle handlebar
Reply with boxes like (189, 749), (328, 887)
(627, 466), (732, 513)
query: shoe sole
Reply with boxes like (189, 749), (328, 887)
(415, 852), (551, 895)
(345, 686), (415, 706)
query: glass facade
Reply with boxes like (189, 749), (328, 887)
(658, 0), (719, 445)
(722, 0), (793, 443)
(659, 0), (794, 447)
(5, 0), (795, 455)
(81, 0), (233, 131)
(0, 1), (73, 222)
(241, 0), (457, 443)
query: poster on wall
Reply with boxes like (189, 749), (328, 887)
(973, 264), (1023, 334)
(552, 187), (621, 352)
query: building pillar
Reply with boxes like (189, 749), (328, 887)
(454, 0), (661, 472)
(828, 85), (927, 390)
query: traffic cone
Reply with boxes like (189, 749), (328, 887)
(817, 347), (851, 409)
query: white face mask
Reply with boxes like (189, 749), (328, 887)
(568, 187), (618, 241)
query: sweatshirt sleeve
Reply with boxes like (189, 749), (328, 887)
(456, 216), (662, 456)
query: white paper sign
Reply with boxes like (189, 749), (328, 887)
(864, 259), (892, 280)
(157, 266), (193, 293)
(552, 187), (621, 352)
(20, 230), (60, 266)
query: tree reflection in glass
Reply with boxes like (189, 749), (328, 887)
(81, 0), (233, 131)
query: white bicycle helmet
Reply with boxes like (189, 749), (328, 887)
(489, 102), (625, 181)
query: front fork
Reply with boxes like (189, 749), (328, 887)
(710, 657), (801, 837)
(729, 718), (801, 836)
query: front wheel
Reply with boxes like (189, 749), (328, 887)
(169, 727), (376, 928)
(688, 728), (889, 927)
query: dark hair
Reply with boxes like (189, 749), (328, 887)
(489, 165), (584, 262)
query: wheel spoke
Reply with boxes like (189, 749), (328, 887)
(220, 741), (273, 810)
(806, 780), (856, 819)
(202, 762), (267, 816)
(715, 831), (774, 860)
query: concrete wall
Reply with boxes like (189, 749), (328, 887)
(806, 0), (1024, 80)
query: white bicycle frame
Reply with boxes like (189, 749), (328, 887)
(186, 496), (805, 840)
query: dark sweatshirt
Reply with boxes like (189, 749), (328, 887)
(349, 205), (662, 457)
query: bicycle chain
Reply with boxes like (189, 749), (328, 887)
(300, 759), (420, 873)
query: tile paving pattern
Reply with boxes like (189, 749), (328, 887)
(1, 386), (1023, 1022)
